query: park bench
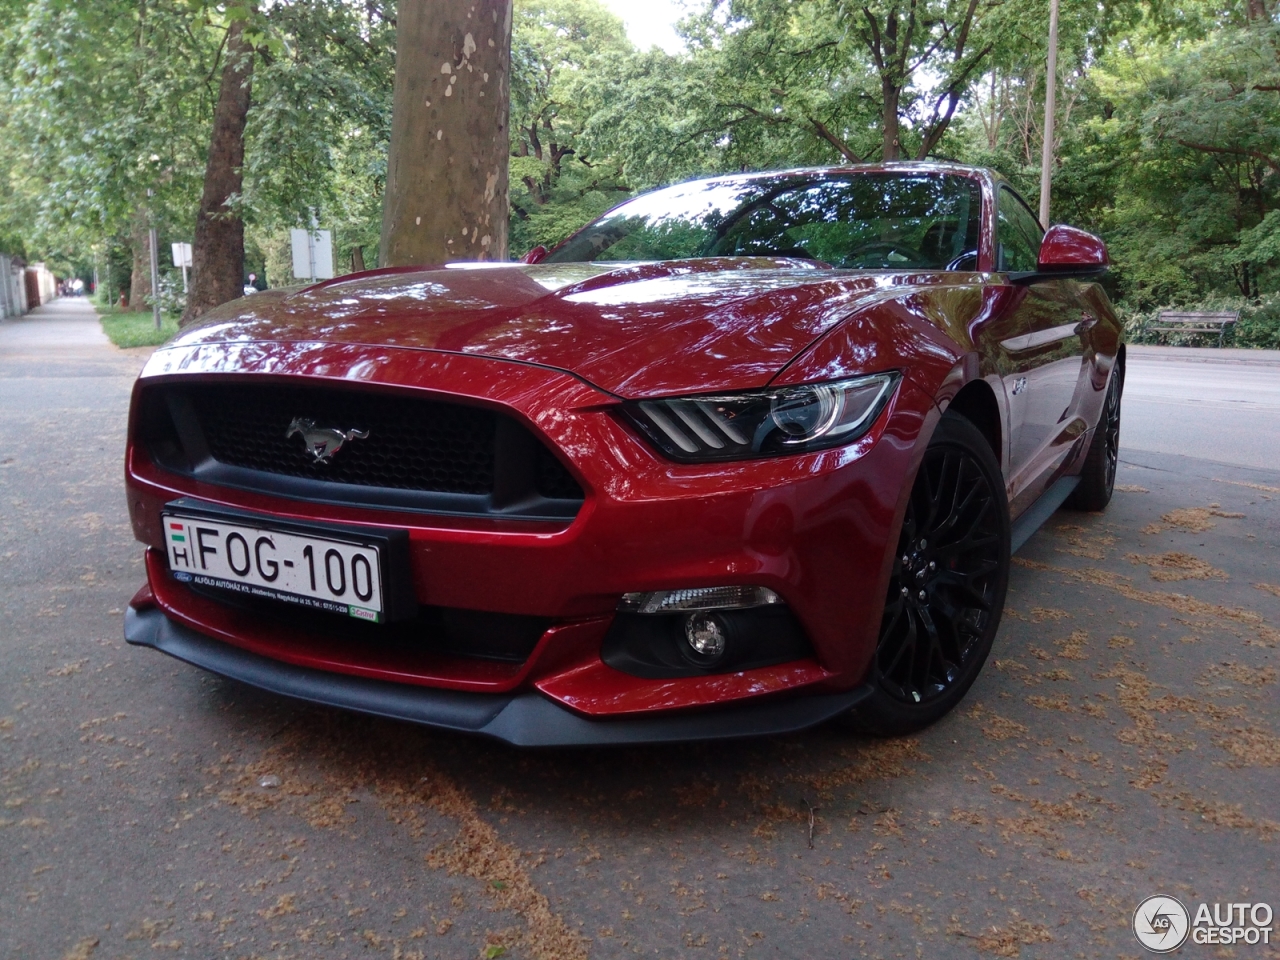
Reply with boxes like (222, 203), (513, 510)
(1144, 309), (1240, 347)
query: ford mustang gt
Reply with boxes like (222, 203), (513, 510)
(123, 163), (1123, 745)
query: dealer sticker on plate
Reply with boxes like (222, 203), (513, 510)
(162, 512), (384, 622)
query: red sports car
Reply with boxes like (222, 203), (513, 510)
(124, 163), (1123, 745)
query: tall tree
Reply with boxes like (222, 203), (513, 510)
(851, 0), (993, 160)
(677, 0), (1012, 165)
(506, 0), (636, 251)
(128, 209), (153, 309)
(184, 15), (255, 324)
(509, 0), (630, 206)
(0, 0), (218, 304)
(380, 0), (515, 265)
(245, 0), (396, 275)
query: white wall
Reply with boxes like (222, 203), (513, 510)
(0, 254), (27, 318)
(30, 262), (56, 305)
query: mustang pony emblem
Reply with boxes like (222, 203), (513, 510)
(286, 418), (369, 463)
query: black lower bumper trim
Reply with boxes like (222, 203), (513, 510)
(125, 606), (871, 747)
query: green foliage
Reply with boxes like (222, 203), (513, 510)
(573, 47), (728, 189)
(668, 0), (1121, 168)
(0, 0), (395, 284)
(1071, 19), (1280, 307)
(245, 0), (395, 269)
(942, 0), (1280, 325)
(1234, 296), (1280, 346)
(0, 0), (213, 274)
(506, 0), (637, 253)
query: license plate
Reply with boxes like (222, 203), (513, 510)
(163, 512), (386, 622)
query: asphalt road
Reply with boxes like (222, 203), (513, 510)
(2, 303), (1278, 960)
(1123, 345), (1280, 472)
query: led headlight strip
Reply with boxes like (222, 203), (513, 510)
(622, 371), (900, 462)
(618, 585), (782, 614)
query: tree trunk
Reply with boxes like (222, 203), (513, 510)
(882, 80), (902, 160)
(182, 20), (254, 326)
(878, 8), (903, 161)
(128, 207), (152, 311)
(380, 0), (513, 266)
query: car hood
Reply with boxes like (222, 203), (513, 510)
(170, 258), (947, 397)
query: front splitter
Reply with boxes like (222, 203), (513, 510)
(125, 606), (871, 747)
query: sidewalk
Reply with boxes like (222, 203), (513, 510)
(0, 296), (109, 351)
(0, 296), (148, 377)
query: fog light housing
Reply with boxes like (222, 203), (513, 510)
(602, 603), (813, 679)
(683, 612), (728, 666)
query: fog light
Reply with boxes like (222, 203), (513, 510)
(683, 612), (728, 665)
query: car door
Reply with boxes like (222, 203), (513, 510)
(994, 187), (1089, 510)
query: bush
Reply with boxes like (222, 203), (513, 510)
(151, 273), (187, 317)
(1118, 294), (1280, 348)
(1234, 297), (1280, 348)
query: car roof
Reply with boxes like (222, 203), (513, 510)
(658, 162), (997, 187)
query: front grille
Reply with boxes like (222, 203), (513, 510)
(190, 383), (497, 495)
(139, 380), (584, 519)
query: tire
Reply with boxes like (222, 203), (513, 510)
(845, 412), (1011, 736)
(1065, 369), (1121, 512)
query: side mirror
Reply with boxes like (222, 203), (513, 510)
(1038, 224), (1108, 273)
(1009, 225), (1108, 285)
(522, 245), (549, 265)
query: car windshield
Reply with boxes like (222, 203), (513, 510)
(544, 172), (984, 270)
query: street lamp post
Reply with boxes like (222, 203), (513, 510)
(147, 188), (162, 331)
(1039, 0), (1060, 227)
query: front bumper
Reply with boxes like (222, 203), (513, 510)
(125, 605), (871, 746)
(125, 343), (938, 723)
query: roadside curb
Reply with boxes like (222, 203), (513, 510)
(1127, 344), (1280, 365)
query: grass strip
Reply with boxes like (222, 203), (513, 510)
(95, 302), (179, 348)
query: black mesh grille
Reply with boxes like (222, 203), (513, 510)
(189, 383), (498, 494)
(144, 381), (586, 512)
(536, 444), (584, 500)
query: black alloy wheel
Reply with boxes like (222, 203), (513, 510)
(848, 413), (1010, 735)
(1066, 369), (1122, 512)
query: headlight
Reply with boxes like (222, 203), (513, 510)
(621, 372), (900, 462)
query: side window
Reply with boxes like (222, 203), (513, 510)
(997, 187), (1043, 272)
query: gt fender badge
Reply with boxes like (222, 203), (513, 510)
(286, 418), (369, 463)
